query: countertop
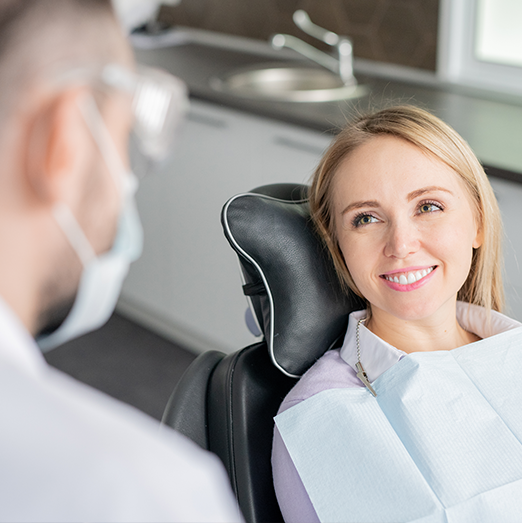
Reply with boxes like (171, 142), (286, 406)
(132, 28), (522, 183)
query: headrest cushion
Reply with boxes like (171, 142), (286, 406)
(221, 184), (364, 377)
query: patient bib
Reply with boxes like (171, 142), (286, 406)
(275, 327), (522, 523)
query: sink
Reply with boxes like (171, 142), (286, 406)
(209, 65), (369, 103)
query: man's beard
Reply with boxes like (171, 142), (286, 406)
(35, 245), (81, 340)
(36, 293), (76, 338)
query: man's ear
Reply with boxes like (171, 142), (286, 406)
(25, 87), (90, 206)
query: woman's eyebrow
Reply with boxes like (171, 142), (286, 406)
(407, 186), (453, 201)
(341, 200), (380, 215)
(340, 186), (453, 215)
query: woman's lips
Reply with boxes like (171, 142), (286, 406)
(380, 266), (438, 292)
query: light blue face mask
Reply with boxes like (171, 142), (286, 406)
(37, 97), (143, 352)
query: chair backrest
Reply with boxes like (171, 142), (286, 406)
(161, 350), (225, 449)
(162, 183), (364, 523)
(162, 343), (295, 523)
(207, 342), (297, 523)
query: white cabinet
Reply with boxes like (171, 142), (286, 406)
(119, 100), (333, 354)
(489, 177), (522, 321)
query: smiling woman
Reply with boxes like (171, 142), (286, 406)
(271, 106), (522, 523)
(332, 135), (483, 351)
(310, 106), (503, 316)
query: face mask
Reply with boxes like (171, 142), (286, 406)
(37, 98), (143, 352)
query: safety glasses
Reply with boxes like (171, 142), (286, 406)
(101, 63), (189, 164)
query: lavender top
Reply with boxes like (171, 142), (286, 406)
(271, 303), (521, 523)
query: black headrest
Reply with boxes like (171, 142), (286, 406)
(221, 183), (364, 378)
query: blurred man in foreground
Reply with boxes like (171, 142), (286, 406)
(0, 1), (242, 521)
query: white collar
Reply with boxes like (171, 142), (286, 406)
(340, 302), (522, 383)
(0, 295), (46, 375)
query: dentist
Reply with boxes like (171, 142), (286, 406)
(0, 1), (242, 521)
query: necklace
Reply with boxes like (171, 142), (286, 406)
(355, 317), (377, 397)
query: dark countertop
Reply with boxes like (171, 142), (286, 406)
(133, 31), (522, 183)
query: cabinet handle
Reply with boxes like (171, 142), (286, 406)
(273, 135), (326, 156)
(187, 112), (228, 129)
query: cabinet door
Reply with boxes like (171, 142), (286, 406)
(119, 100), (333, 353)
(489, 177), (522, 321)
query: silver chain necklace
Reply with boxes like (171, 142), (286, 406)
(355, 317), (377, 397)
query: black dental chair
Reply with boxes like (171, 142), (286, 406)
(161, 184), (364, 523)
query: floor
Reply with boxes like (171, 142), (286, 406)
(44, 313), (197, 421)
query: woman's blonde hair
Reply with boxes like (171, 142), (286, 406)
(309, 105), (504, 313)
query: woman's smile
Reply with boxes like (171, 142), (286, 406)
(380, 265), (437, 292)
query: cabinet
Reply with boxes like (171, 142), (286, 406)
(119, 100), (333, 353)
(489, 177), (522, 321)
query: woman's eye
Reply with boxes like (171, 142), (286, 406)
(353, 214), (378, 227)
(419, 202), (442, 214)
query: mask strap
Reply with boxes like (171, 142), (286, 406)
(77, 95), (128, 191)
(53, 202), (96, 267)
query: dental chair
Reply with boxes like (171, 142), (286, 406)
(161, 183), (364, 523)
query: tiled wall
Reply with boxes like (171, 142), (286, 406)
(158, 0), (439, 71)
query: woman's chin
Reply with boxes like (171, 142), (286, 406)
(370, 299), (447, 324)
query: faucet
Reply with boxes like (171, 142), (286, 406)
(271, 10), (356, 86)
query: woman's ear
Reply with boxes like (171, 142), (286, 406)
(25, 87), (90, 206)
(473, 221), (484, 249)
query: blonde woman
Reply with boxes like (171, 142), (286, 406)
(272, 106), (522, 523)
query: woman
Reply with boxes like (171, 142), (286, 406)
(272, 106), (522, 523)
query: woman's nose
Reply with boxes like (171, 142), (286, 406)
(383, 220), (420, 259)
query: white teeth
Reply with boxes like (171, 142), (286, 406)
(385, 267), (434, 285)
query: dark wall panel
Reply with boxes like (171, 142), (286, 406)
(159, 0), (439, 71)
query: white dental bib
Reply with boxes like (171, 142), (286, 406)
(275, 326), (522, 523)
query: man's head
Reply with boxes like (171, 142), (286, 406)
(0, 0), (135, 336)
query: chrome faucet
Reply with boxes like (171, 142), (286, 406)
(271, 10), (356, 86)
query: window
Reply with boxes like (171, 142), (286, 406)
(438, 0), (522, 95)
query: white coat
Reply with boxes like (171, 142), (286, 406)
(0, 297), (243, 523)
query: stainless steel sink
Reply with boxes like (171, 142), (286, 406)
(209, 65), (369, 103)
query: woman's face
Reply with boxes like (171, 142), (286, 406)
(333, 135), (482, 323)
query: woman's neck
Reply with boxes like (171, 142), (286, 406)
(365, 302), (481, 354)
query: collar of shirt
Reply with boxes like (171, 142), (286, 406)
(0, 295), (46, 376)
(340, 301), (522, 383)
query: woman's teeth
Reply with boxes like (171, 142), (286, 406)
(384, 267), (434, 285)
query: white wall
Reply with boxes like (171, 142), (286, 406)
(119, 100), (332, 354)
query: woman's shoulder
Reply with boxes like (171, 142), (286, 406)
(277, 349), (361, 415)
